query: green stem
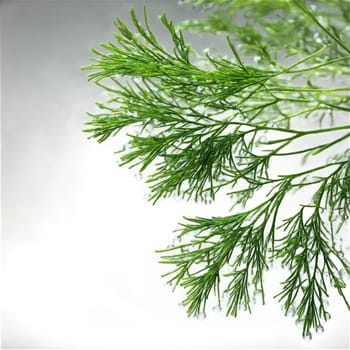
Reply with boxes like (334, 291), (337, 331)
(311, 132), (350, 155)
(280, 45), (328, 74)
(286, 55), (350, 74)
(298, 125), (350, 135)
(278, 161), (346, 179)
(268, 87), (350, 93)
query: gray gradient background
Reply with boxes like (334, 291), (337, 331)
(1, 0), (349, 348)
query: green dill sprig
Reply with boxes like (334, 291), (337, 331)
(83, 1), (350, 339)
(158, 180), (289, 315)
(179, 0), (350, 68)
(274, 205), (350, 339)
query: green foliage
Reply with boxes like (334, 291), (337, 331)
(275, 204), (350, 338)
(179, 0), (350, 64)
(83, 0), (350, 340)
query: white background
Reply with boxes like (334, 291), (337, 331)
(1, 0), (349, 348)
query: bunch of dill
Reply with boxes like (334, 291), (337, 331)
(83, 0), (350, 339)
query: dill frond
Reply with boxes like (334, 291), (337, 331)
(83, 1), (350, 339)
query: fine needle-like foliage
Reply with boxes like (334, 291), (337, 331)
(82, 0), (350, 340)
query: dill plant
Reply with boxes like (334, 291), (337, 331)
(82, 0), (350, 340)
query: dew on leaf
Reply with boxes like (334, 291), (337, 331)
(303, 332), (312, 342)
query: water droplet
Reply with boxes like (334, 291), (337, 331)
(122, 143), (130, 151)
(303, 332), (312, 342)
(281, 304), (287, 313)
(196, 312), (206, 320)
(204, 198), (213, 205)
(101, 90), (111, 97)
(178, 301), (185, 309)
(134, 173), (143, 181)
(259, 136), (268, 144)
(203, 48), (210, 55)
(253, 55), (261, 63)
(164, 281), (173, 289)
(295, 319), (304, 329)
(287, 306), (296, 317)
(172, 193), (182, 201)
(187, 313), (198, 320)
(212, 305), (222, 312)
(313, 32), (322, 44)
(222, 291), (229, 300)
(239, 303), (249, 312)
(324, 312), (331, 321)
(316, 325), (324, 334)
(143, 192), (151, 202)
(133, 77), (142, 84)
(173, 236), (182, 245)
